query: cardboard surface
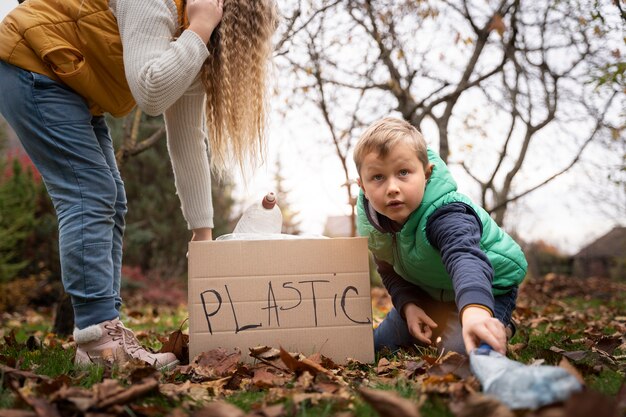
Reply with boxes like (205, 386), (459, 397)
(188, 237), (374, 364)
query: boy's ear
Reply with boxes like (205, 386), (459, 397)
(356, 177), (366, 197)
(425, 163), (434, 180)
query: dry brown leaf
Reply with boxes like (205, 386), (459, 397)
(0, 364), (52, 383)
(193, 348), (241, 379)
(427, 352), (471, 379)
(563, 390), (618, 417)
(95, 377), (159, 409)
(295, 371), (314, 390)
(159, 329), (188, 363)
(403, 360), (427, 379)
(358, 387), (421, 417)
(488, 14), (506, 36)
(376, 358), (392, 375)
(191, 401), (245, 417)
(0, 410), (38, 417)
(13, 395), (61, 417)
(252, 367), (288, 388)
(314, 381), (342, 394)
(245, 403), (285, 417)
(291, 392), (344, 406)
(278, 347), (300, 373)
(558, 357), (585, 386)
(159, 380), (193, 400)
(448, 393), (514, 417)
(594, 336), (622, 355)
(422, 373), (457, 386)
(249, 346), (281, 361)
(49, 385), (95, 412)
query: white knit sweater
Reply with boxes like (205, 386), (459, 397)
(110, 0), (213, 229)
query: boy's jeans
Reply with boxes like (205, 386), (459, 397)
(0, 61), (126, 329)
(374, 287), (518, 355)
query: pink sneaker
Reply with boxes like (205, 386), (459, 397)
(74, 318), (179, 370)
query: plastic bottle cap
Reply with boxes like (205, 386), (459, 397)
(262, 192), (276, 209)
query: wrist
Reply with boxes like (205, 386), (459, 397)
(402, 303), (421, 317)
(192, 227), (213, 241)
(187, 23), (215, 44)
(460, 304), (492, 325)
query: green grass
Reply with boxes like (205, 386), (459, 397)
(420, 396), (455, 417)
(1, 296), (624, 416)
(225, 391), (267, 412)
(1, 342), (75, 378)
(588, 369), (625, 396)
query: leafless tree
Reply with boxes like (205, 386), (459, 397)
(278, 0), (623, 230)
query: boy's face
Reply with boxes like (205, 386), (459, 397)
(357, 141), (433, 226)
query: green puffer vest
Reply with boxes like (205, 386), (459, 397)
(356, 148), (527, 301)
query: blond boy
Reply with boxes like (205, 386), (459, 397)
(354, 117), (527, 354)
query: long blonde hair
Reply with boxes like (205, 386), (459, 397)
(201, 0), (278, 177)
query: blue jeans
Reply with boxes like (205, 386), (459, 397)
(0, 61), (126, 329)
(374, 287), (518, 355)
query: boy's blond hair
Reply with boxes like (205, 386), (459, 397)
(353, 117), (429, 175)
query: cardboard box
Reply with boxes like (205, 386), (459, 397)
(188, 237), (374, 364)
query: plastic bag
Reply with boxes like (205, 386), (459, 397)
(469, 344), (583, 410)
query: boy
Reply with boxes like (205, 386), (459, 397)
(354, 117), (527, 355)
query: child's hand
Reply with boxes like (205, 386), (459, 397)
(461, 306), (506, 355)
(403, 303), (438, 345)
(187, 0), (224, 44)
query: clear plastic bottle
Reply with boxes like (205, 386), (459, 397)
(232, 192), (283, 235)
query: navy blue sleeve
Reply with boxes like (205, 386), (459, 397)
(425, 203), (495, 315)
(374, 258), (430, 318)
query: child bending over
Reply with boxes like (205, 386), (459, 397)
(354, 117), (527, 355)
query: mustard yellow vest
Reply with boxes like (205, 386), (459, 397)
(0, 0), (187, 117)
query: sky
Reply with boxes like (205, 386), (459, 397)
(1, 1), (623, 255)
(0, 1), (16, 21)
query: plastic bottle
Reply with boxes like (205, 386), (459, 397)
(232, 192), (283, 235)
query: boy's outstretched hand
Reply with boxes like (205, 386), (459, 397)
(402, 303), (438, 345)
(461, 306), (507, 355)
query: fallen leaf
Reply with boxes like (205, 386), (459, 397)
(249, 346), (281, 361)
(558, 357), (585, 385)
(594, 336), (622, 355)
(448, 393), (514, 417)
(0, 410), (37, 417)
(358, 387), (421, 417)
(193, 348), (241, 379)
(403, 360), (427, 379)
(294, 371), (314, 390)
(377, 358), (393, 375)
(549, 346), (588, 362)
(246, 403), (285, 417)
(159, 329), (189, 364)
(252, 367), (288, 388)
(49, 385), (95, 412)
(191, 401), (245, 417)
(0, 364), (52, 383)
(278, 347), (300, 373)
(563, 390), (618, 417)
(427, 352), (471, 379)
(95, 377), (159, 409)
